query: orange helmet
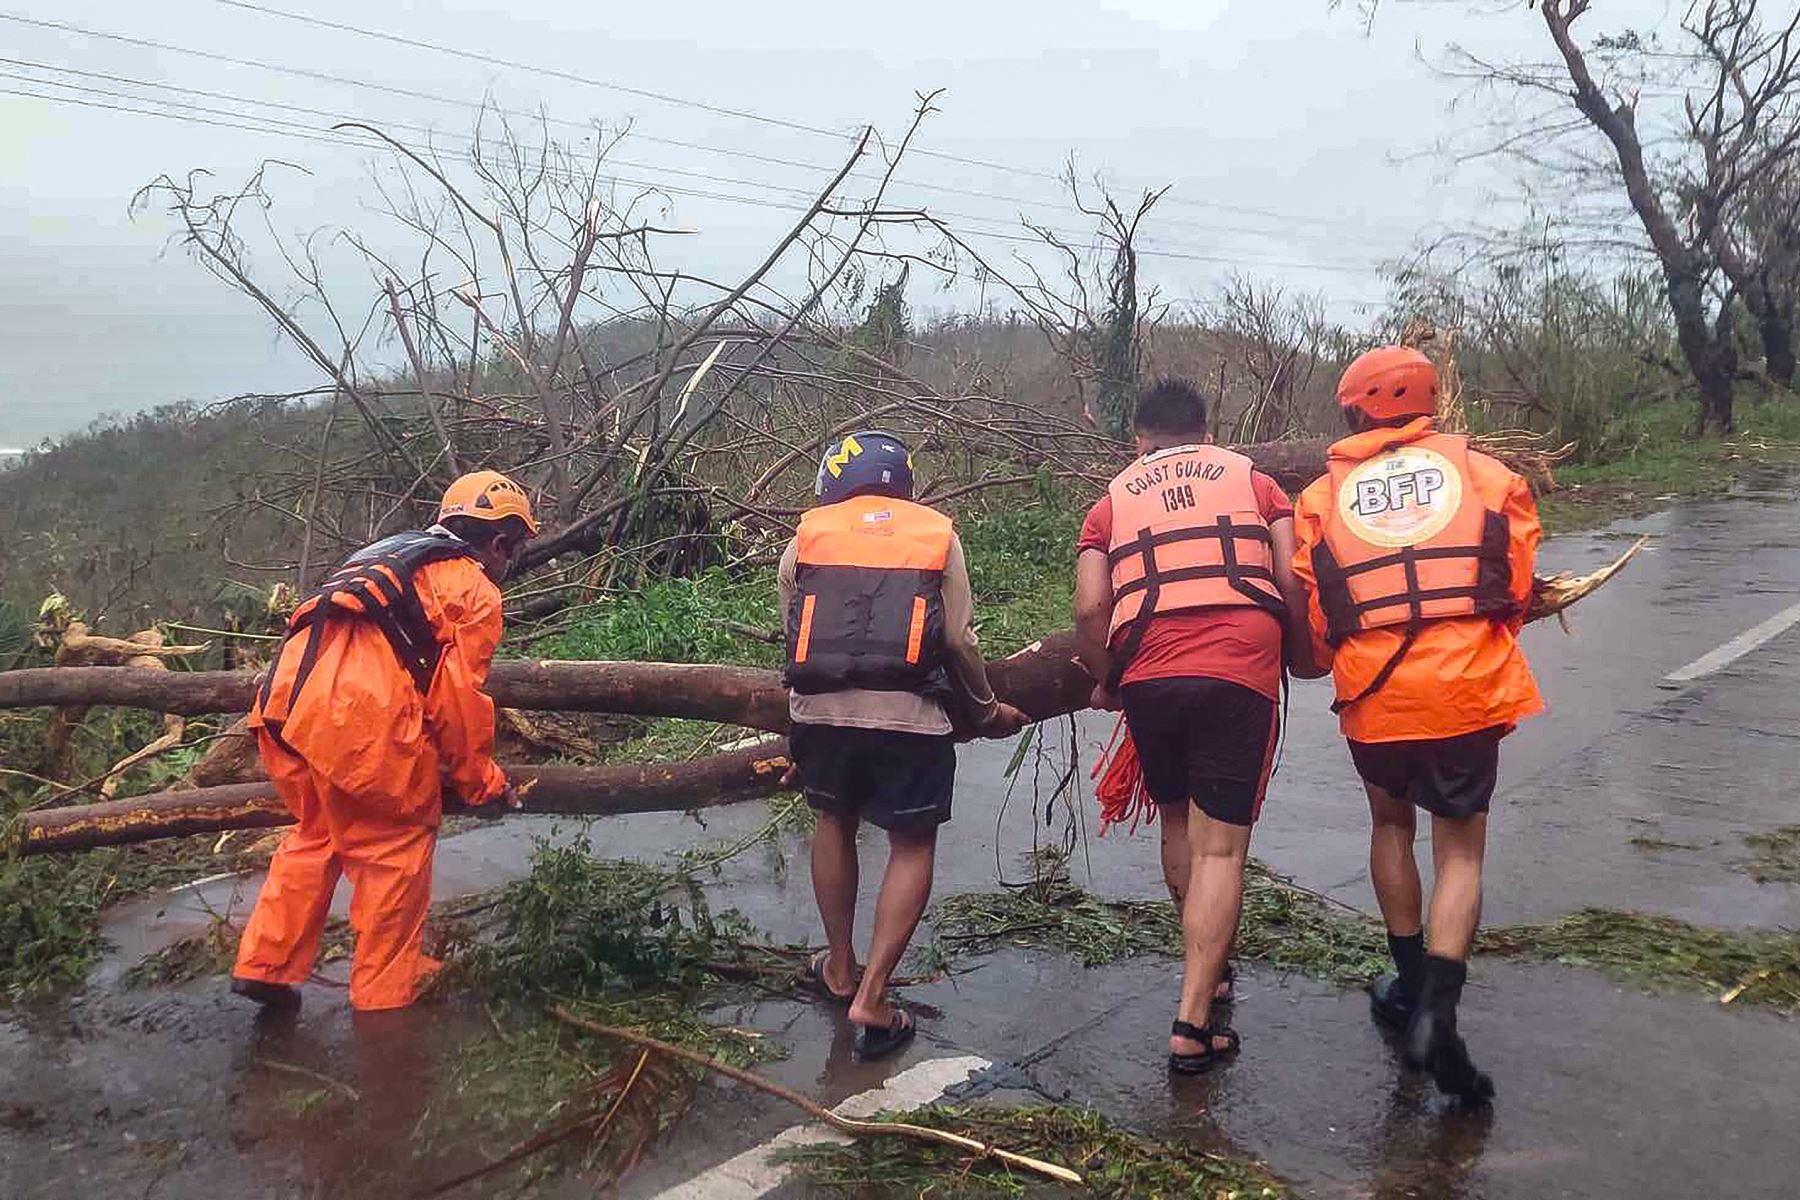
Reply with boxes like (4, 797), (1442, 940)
(1337, 346), (1439, 424)
(438, 470), (539, 536)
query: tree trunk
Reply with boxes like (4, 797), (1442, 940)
(4, 533), (1648, 858)
(0, 659), (800, 730)
(0, 552), (1625, 725)
(15, 742), (796, 855)
(1761, 298), (1797, 388)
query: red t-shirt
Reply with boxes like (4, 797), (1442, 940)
(1078, 471), (1294, 700)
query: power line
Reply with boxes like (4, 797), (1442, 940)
(1, 11), (1409, 250)
(209, 0), (1369, 232)
(2, 80), (1391, 301)
(2, 61), (1392, 278)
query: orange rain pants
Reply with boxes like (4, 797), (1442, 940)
(234, 554), (506, 1011)
(234, 732), (442, 1010)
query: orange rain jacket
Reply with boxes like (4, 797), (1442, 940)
(235, 551), (506, 1010)
(248, 554), (508, 815)
(1292, 418), (1545, 745)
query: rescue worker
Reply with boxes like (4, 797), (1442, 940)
(782, 430), (1028, 1061)
(1291, 346), (1543, 1105)
(230, 471), (536, 1013)
(1073, 378), (1311, 1074)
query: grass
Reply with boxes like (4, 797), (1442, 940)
(959, 493), (1086, 657)
(933, 857), (1800, 1012)
(531, 568), (780, 668)
(930, 857), (1388, 988)
(1478, 908), (1800, 1008)
(1741, 826), (1800, 884)
(459, 843), (759, 1001)
(0, 703), (268, 1002)
(777, 1103), (1289, 1199)
(1537, 393), (1800, 533)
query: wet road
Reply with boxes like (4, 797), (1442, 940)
(5, 480), (1800, 1199)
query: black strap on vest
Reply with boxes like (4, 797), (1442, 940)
(1317, 511), (1516, 713)
(1104, 516), (1286, 693)
(269, 530), (478, 705)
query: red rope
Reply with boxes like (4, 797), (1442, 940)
(1090, 713), (1157, 835)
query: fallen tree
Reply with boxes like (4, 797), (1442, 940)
(6, 539), (1642, 857)
(0, 659), (799, 729)
(16, 741), (796, 855)
(0, 527), (1625, 725)
(0, 631), (1091, 728)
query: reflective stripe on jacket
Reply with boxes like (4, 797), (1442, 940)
(783, 495), (954, 697)
(1105, 444), (1285, 647)
(1313, 429), (1517, 645)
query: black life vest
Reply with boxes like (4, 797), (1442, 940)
(783, 495), (954, 698)
(273, 530), (478, 703)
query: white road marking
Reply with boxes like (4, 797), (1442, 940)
(1661, 599), (1800, 687)
(651, 1054), (989, 1200)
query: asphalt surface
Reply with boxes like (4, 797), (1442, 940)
(5, 478), (1800, 1199)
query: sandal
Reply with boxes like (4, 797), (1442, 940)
(1168, 1019), (1239, 1075)
(853, 1010), (916, 1062)
(798, 950), (856, 1007)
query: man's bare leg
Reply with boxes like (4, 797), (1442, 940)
(1160, 798), (1238, 1001)
(1170, 808), (1252, 1058)
(1409, 811), (1493, 1102)
(847, 826), (937, 1030)
(809, 810), (862, 997)
(1365, 783), (1423, 938)
(1426, 812), (1486, 960)
(1157, 801), (1190, 906)
(1365, 782), (1428, 1019)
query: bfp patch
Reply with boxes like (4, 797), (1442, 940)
(1336, 446), (1464, 548)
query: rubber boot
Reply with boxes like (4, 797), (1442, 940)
(232, 977), (302, 1009)
(1405, 955), (1494, 1105)
(1370, 932), (1424, 1030)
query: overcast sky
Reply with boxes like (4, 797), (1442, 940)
(0, 0), (1685, 447)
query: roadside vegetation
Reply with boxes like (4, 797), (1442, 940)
(778, 1104), (1290, 1199)
(927, 855), (1800, 1014)
(1741, 826), (1800, 884)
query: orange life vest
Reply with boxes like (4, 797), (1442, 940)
(1104, 444), (1284, 670)
(1312, 430), (1517, 645)
(784, 495), (954, 697)
(259, 530), (477, 718)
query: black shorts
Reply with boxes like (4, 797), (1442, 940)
(1347, 727), (1504, 819)
(788, 722), (956, 833)
(1119, 677), (1279, 827)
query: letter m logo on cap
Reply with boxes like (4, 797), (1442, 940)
(825, 434), (863, 479)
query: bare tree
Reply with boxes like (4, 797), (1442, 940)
(134, 100), (1123, 620)
(960, 166), (1168, 438)
(1679, 1), (1800, 391)
(1444, 1), (1800, 433)
(1206, 275), (1332, 442)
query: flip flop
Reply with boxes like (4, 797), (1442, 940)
(798, 950), (856, 1007)
(853, 1010), (916, 1062)
(1168, 1019), (1240, 1076)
